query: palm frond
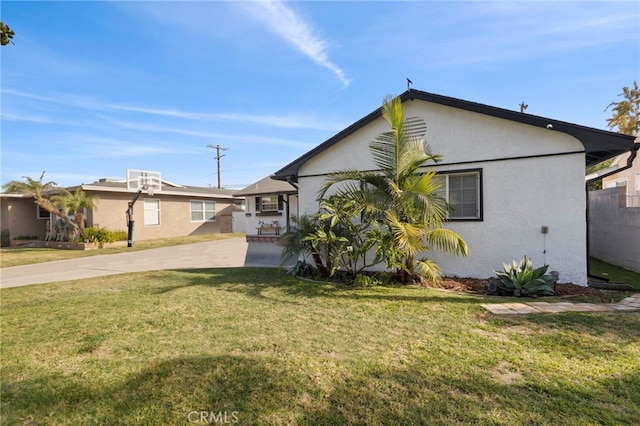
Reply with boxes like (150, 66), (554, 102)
(425, 228), (469, 256)
(385, 212), (426, 258)
(415, 258), (443, 283)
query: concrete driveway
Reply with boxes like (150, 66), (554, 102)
(1, 236), (295, 289)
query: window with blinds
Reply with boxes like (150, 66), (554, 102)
(433, 170), (481, 220)
(255, 195), (284, 212)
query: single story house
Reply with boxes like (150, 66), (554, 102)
(273, 89), (637, 285)
(232, 175), (298, 236)
(1, 176), (243, 243)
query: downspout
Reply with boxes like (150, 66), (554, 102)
(585, 144), (639, 282)
(285, 176), (299, 232)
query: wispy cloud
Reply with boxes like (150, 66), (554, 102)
(2, 88), (342, 131)
(243, 0), (350, 88)
(0, 112), (53, 124)
(100, 116), (318, 149)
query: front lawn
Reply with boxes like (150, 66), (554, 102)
(589, 257), (640, 289)
(1, 268), (639, 425)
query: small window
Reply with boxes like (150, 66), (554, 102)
(37, 205), (50, 219)
(191, 200), (216, 222)
(255, 195), (283, 212)
(433, 170), (481, 220)
(604, 178), (628, 188)
(144, 199), (160, 226)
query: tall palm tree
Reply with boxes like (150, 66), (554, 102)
(50, 188), (98, 237)
(318, 95), (468, 283)
(2, 171), (79, 234)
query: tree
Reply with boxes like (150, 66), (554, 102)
(50, 188), (99, 238)
(605, 81), (639, 136)
(318, 95), (468, 283)
(1, 21), (15, 46)
(588, 82), (640, 190)
(2, 172), (79, 236)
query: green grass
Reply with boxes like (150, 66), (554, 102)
(2, 268), (639, 425)
(589, 257), (640, 289)
(0, 233), (244, 268)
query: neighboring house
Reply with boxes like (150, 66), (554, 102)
(273, 89), (637, 285)
(1, 176), (242, 243)
(601, 150), (640, 206)
(232, 175), (298, 235)
(588, 142), (640, 273)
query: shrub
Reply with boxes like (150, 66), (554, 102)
(1, 229), (10, 247)
(353, 274), (380, 287)
(84, 227), (127, 244)
(493, 256), (556, 297)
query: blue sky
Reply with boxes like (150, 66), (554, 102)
(2, 1), (639, 189)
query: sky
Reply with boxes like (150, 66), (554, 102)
(1, 1), (639, 190)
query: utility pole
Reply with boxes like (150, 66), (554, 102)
(207, 144), (228, 188)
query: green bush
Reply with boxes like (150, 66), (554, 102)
(493, 255), (556, 297)
(109, 229), (128, 241)
(84, 227), (127, 244)
(1, 229), (10, 247)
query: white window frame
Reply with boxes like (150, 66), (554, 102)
(190, 200), (216, 223)
(434, 170), (482, 221)
(604, 178), (628, 189)
(144, 198), (160, 226)
(260, 195), (279, 212)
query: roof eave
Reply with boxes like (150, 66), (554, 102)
(273, 89), (636, 179)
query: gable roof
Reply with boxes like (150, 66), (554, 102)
(234, 175), (298, 197)
(274, 89), (637, 181)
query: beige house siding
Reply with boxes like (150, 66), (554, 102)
(1, 182), (241, 243)
(0, 196), (49, 239)
(602, 152), (640, 197)
(88, 192), (236, 240)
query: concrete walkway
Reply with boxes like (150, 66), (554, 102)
(0, 236), (297, 289)
(481, 294), (640, 315)
(1, 237), (251, 289)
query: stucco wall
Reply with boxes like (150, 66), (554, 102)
(90, 192), (236, 240)
(589, 187), (640, 273)
(0, 191), (238, 243)
(296, 100), (589, 285)
(232, 194), (298, 234)
(0, 197), (48, 238)
(602, 152), (640, 196)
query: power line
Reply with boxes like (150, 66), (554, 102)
(206, 144), (229, 189)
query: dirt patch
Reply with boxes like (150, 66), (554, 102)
(432, 278), (616, 299)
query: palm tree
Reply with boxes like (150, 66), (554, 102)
(318, 95), (468, 283)
(2, 171), (79, 235)
(50, 188), (98, 238)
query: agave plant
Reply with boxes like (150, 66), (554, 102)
(493, 256), (556, 297)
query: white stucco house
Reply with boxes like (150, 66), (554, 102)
(232, 175), (298, 236)
(272, 89), (637, 285)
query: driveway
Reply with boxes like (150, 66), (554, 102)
(1, 237), (258, 289)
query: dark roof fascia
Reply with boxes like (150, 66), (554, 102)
(233, 188), (298, 197)
(273, 89), (636, 181)
(273, 105), (384, 181)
